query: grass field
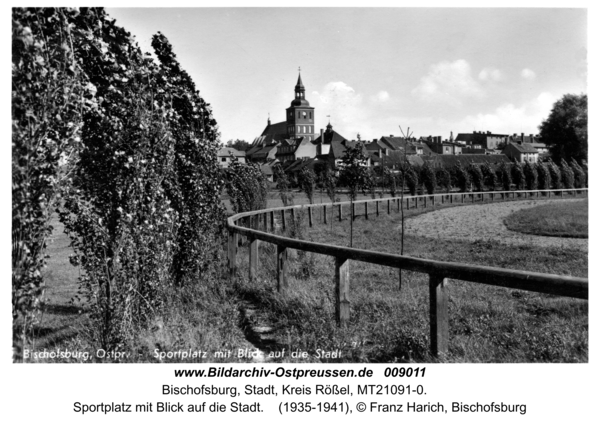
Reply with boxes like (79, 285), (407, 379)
(233, 195), (588, 363)
(503, 199), (588, 238)
(32, 192), (588, 363)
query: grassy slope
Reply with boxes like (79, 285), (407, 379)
(33, 217), (255, 363)
(234, 196), (588, 363)
(504, 199), (588, 238)
(35, 193), (588, 363)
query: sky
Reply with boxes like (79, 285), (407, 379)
(103, 8), (586, 142)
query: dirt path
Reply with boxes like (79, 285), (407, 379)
(402, 199), (587, 251)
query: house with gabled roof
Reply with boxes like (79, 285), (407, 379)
(217, 147), (246, 168)
(328, 140), (372, 169)
(378, 135), (434, 156)
(313, 122), (348, 156)
(502, 142), (539, 163)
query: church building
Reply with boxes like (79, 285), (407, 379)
(247, 71), (317, 163)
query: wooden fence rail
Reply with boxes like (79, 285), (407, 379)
(227, 188), (588, 358)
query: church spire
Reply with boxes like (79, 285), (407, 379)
(295, 67), (305, 96)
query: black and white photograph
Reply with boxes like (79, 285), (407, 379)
(6, 2), (596, 420)
(11, 5), (589, 364)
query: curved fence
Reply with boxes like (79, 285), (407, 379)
(226, 188), (588, 358)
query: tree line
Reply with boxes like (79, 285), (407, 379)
(13, 8), (223, 357)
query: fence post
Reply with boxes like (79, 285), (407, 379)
(387, 199), (391, 214)
(376, 201), (379, 216)
(228, 230), (238, 281)
(424, 196), (427, 208)
(338, 204), (342, 221)
(432, 196), (435, 207)
(429, 273), (449, 358)
(249, 236), (258, 280)
(364, 202), (368, 220)
(450, 194), (453, 204)
(281, 209), (286, 231)
(277, 245), (288, 293)
(335, 256), (350, 327)
(323, 205), (328, 224)
(308, 207), (313, 227)
(270, 211), (275, 230)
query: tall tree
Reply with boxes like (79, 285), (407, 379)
(338, 143), (370, 247)
(539, 93), (587, 163)
(226, 139), (251, 151)
(298, 166), (317, 204)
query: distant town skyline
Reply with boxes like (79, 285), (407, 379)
(107, 7), (587, 143)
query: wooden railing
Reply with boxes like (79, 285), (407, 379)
(226, 188), (588, 358)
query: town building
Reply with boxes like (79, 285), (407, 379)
(421, 136), (463, 155)
(248, 71), (322, 166)
(502, 141), (539, 163)
(455, 131), (509, 150)
(217, 147), (246, 168)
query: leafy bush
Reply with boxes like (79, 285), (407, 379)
(274, 164), (294, 206)
(436, 167), (452, 193)
(420, 161), (437, 194)
(548, 161), (562, 190)
(14, 7), (225, 353)
(403, 165), (419, 196)
(338, 144), (371, 201)
(511, 161), (525, 190)
(560, 158), (575, 189)
(499, 162), (512, 191)
(481, 162), (497, 191)
(453, 161), (470, 193)
(225, 158), (268, 214)
(468, 163), (484, 192)
(384, 167), (397, 197)
(298, 167), (317, 204)
(570, 159), (586, 188)
(537, 163), (550, 192)
(12, 8), (87, 352)
(323, 168), (338, 204)
(523, 161), (538, 191)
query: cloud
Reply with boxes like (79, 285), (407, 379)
(373, 90), (390, 102)
(478, 67), (503, 82)
(314, 81), (362, 106)
(313, 81), (365, 137)
(412, 59), (484, 105)
(521, 68), (536, 81)
(453, 92), (555, 134)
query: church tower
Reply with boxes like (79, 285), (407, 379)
(286, 71), (315, 141)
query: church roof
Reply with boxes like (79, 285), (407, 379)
(260, 120), (288, 138)
(314, 129), (348, 145)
